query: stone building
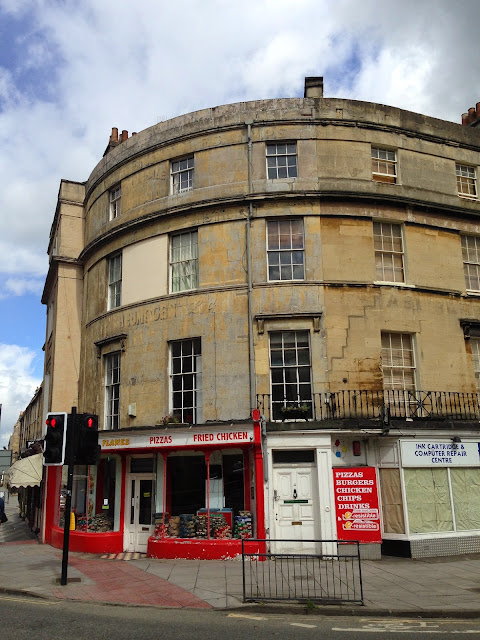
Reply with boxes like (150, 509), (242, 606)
(41, 77), (480, 559)
(7, 415), (21, 463)
(6, 387), (44, 531)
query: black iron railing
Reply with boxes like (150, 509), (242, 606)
(256, 390), (480, 422)
(242, 539), (363, 605)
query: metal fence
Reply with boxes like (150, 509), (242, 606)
(242, 539), (364, 605)
(257, 390), (480, 422)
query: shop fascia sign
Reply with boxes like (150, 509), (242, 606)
(401, 440), (480, 467)
(100, 426), (255, 450)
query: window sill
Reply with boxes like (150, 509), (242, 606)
(170, 189), (194, 196)
(372, 177), (399, 185)
(458, 194), (478, 201)
(465, 290), (480, 297)
(374, 281), (414, 288)
(169, 287), (198, 295)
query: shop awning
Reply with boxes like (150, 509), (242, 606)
(7, 453), (43, 488)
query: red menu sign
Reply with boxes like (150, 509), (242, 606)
(333, 467), (382, 543)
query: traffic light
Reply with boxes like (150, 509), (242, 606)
(43, 412), (68, 466)
(75, 414), (100, 465)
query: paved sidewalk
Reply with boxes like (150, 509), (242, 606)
(1, 500), (480, 616)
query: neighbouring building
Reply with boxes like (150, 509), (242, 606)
(38, 77), (480, 559)
(7, 387), (44, 532)
(7, 415), (21, 463)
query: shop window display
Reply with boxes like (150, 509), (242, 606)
(153, 451), (253, 540)
(59, 457), (119, 532)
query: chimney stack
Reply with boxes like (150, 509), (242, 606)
(462, 104), (480, 127)
(103, 127), (122, 156)
(304, 77), (324, 99)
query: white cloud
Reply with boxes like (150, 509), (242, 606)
(0, 344), (42, 448)
(3, 277), (44, 297)
(0, 1), (477, 279)
(0, 0), (480, 424)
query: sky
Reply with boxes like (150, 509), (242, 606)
(1, 0), (480, 447)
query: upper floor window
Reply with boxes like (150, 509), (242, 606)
(267, 219), (305, 281)
(373, 221), (404, 283)
(456, 164), (477, 199)
(47, 299), (55, 338)
(266, 142), (297, 179)
(381, 332), (416, 391)
(170, 338), (202, 424)
(109, 185), (121, 220)
(108, 253), (122, 309)
(105, 352), (120, 430)
(171, 156), (194, 194)
(371, 147), (397, 184)
(461, 234), (480, 291)
(471, 338), (480, 392)
(170, 230), (198, 292)
(269, 330), (313, 421)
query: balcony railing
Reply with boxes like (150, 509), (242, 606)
(256, 390), (480, 423)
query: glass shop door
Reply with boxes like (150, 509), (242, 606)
(125, 474), (154, 552)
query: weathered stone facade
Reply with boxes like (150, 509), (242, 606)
(41, 78), (480, 557)
(74, 82), (480, 425)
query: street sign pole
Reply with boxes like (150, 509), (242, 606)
(60, 406), (77, 586)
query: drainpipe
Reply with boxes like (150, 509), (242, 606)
(246, 122), (269, 490)
(246, 120), (255, 413)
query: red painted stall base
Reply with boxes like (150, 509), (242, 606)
(147, 537), (265, 560)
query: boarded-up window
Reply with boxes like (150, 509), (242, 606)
(451, 468), (480, 531)
(379, 468), (405, 534)
(404, 469), (453, 533)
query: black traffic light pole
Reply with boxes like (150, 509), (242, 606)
(60, 406), (77, 586)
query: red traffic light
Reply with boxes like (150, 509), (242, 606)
(44, 412), (67, 466)
(83, 415), (98, 430)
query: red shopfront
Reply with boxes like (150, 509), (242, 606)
(44, 419), (266, 559)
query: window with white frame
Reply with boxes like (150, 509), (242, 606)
(456, 164), (477, 199)
(171, 338), (202, 424)
(266, 142), (298, 179)
(267, 219), (305, 281)
(171, 156), (194, 194)
(170, 230), (198, 292)
(373, 221), (405, 283)
(108, 253), (122, 309)
(381, 332), (416, 391)
(269, 331), (313, 421)
(105, 352), (120, 430)
(461, 235), (480, 291)
(371, 147), (397, 183)
(471, 338), (480, 391)
(404, 467), (480, 533)
(109, 185), (121, 220)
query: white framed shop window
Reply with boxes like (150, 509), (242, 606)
(400, 441), (480, 535)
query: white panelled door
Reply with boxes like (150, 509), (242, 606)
(272, 466), (318, 553)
